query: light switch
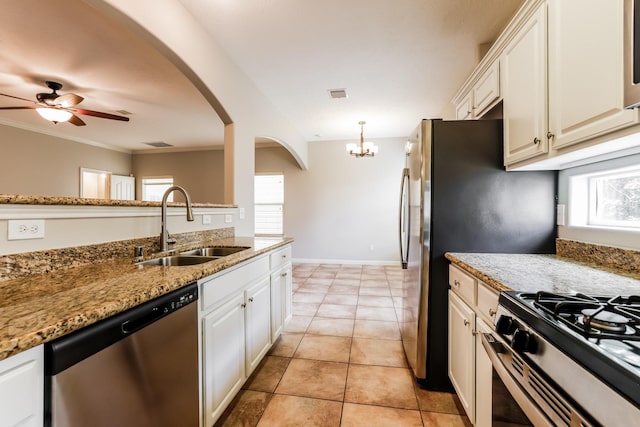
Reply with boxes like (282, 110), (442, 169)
(556, 204), (566, 226)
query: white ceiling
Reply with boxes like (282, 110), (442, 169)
(0, 0), (523, 152)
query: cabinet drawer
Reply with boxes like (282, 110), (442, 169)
(270, 245), (292, 270)
(201, 256), (269, 312)
(477, 282), (499, 325)
(449, 265), (475, 305)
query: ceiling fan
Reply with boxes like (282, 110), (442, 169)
(0, 81), (130, 126)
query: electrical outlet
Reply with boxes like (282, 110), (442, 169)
(224, 215), (233, 223)
(557, 204), (566, 226)
(8, 219), (45, 240)
(239, 208), (245, 219)
(202, 214), (212, 225)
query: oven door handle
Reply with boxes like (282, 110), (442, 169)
(480, 333), (552, 427)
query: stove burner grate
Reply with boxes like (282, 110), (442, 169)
(532, 292), (640, 340)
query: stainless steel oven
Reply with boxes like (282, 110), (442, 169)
(481, 291), (640, 427)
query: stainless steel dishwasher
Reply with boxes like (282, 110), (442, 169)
(44, 282), (199, 427)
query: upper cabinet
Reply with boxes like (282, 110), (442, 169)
(455, 62), (501, 120)
(453, 0), (640, 169)
(547, 0), (636, 150)
(502, 3), (548, 164)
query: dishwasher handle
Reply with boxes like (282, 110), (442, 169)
(46, 282), (198, 376)
(121, 305), (167, 335)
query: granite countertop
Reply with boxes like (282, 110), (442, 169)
(0, 236), (292, 361)
(445, 252), (640, 296)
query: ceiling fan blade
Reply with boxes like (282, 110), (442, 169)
(71, 108), (130, 122)
(68, 113), (86, 126)
(54, 93), (83, 108)
(0, 106), (37, 110)
(0, 93), (37, 104)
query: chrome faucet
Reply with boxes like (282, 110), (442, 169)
(160, 185), (194, 252)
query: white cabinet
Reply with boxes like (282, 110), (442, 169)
(200, 244), (293, 426)
(448, 264), (499, 426)
(547, 0), (637, 150)
(245, 277), (272, 374)
(502, 2), (548, 165)
(454, 62), (500, 120)
(455, 93), (474, 120)
(448, 291), (476, 423)
(269, 244), (292, 341)
(0, 345), (43, 427)
(200, 255), (271, 427)
(202, 293), (246, 427)
(473, 62), (501, 117)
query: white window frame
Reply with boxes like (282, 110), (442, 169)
(254, 173), (284, 236)
(141, 177), (174, 202)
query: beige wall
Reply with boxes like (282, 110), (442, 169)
(256, 138), (407, 264)
(0, 124), (131, 197)
(132, 149), (224, 203)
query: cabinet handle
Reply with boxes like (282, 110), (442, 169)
(464, 319), (470, 326)
(453, 279), (460, 287)
(248, 297), (254, 303)
(489, 308), (496, 317)
(533, 137), (540, 145)
(281, 272), (288, 277)
(241, 303), (247, 308)
(547, 131), (555, 140)
(282, 254), (287, 259)
(472, 330), (478, 336)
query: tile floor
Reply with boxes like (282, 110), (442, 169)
(214, 263), (472, 427)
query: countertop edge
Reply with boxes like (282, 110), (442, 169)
(0, 237), (293, 361)
(445, 253), (512, 292)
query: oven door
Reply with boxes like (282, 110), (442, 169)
(480, 333), (548, 426)
(480, 332), (596, 427)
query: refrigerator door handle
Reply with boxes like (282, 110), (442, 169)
(399, 167), (410, 269)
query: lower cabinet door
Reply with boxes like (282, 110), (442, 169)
(270, 264), (292, 341)
(202, 293), (246, 427)
(0, 345), (43, 427)
(245, 277), (272, 375)
(448, 290), (476, 424)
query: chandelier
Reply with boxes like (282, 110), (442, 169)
(346, 121), (378, 157)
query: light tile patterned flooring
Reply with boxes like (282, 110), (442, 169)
(215, 263), (472, 427)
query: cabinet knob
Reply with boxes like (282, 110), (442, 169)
(241, 303), (247, 308)
(248, 297), (254, 303)
(533, 137), (540, 145)
(281, 272), (288, 277)
(453, 279), (460, 287)
(472, 329), (478, 336)
(464, 319), (470, 326)
(547, 131), (555, 140)
(282, 254), (287, 259)
(489, 308), (496, 317)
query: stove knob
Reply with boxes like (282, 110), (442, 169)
(512, 329), (537, 354)
(496, 315), (517, 335)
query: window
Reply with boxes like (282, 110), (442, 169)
(255, 174), (284, 236)
(569, 166), (640, 229)
(589, 168), (640, 227)
(142, 177), (174, 202)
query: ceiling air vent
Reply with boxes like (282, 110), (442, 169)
(144, 141), (173, 148)
(328, 88), (348, 99)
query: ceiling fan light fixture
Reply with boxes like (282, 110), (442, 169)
(36, 107), (72, 123)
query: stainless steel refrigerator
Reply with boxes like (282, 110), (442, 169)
(398, 119), (556, 390)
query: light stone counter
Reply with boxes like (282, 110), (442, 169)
(445, 253), (640, 296)
(0, 236), (292, 361)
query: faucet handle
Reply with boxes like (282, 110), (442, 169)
(134, 246), (144, 257)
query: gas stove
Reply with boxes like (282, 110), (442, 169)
(493, 291), (640, 426)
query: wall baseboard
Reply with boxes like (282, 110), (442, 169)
(291, 258), (399, 267)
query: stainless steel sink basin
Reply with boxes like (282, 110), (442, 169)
(180, 246), (250, 257)
(137, 255), (218, 267)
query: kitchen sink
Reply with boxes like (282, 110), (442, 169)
(136, 255), (218, 267)
(180, 246), (250, 257)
